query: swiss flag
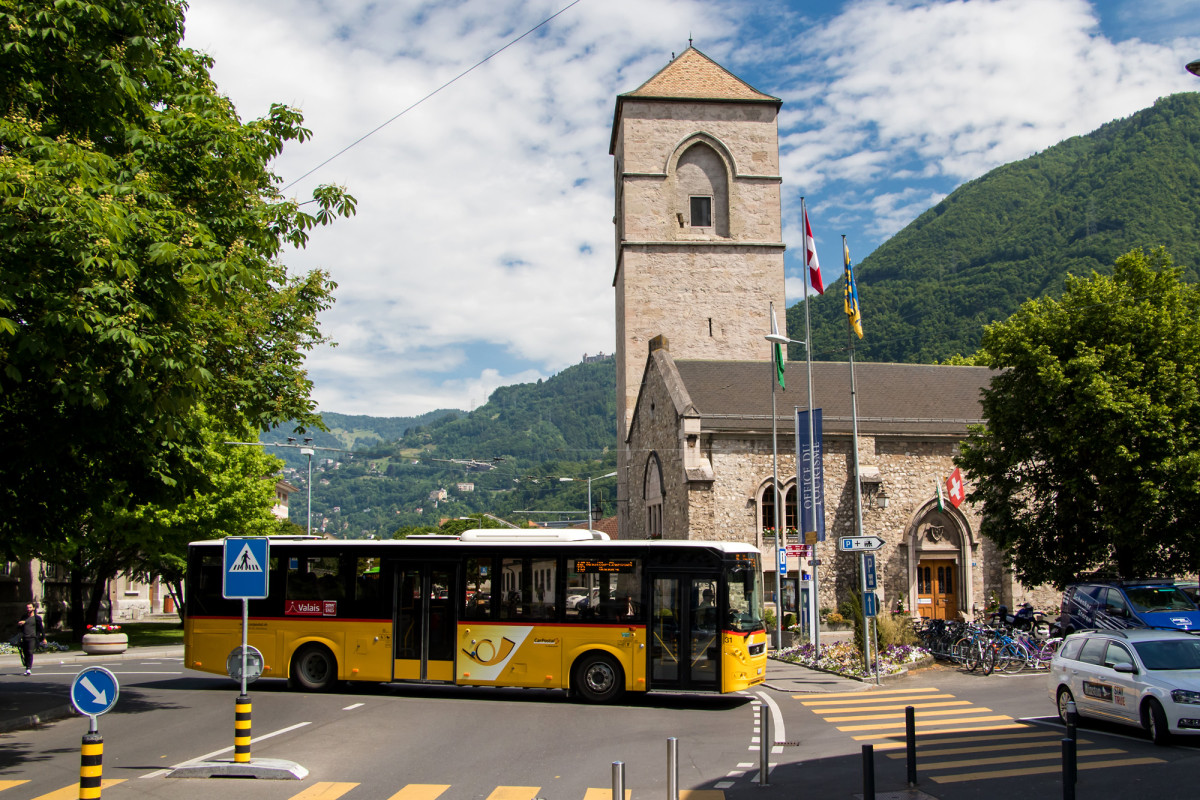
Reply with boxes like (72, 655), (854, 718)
(945, 467), (966, 508)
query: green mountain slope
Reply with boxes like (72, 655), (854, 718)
(276, 359), (617, 537)
(795, 92), (1200, 363)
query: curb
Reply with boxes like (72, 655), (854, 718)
(0, 704), (75, 734)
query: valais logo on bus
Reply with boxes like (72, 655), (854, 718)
(285, 600), (337, 616)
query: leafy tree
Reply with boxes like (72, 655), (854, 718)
(958, 248), (1200, 587)
(0, 0), (354, 554)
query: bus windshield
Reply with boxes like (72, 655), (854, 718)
(725, 559), (765, 632)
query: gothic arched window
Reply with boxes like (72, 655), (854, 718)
(675, 142), (729, 237)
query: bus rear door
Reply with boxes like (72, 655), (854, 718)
(394, 563), (457, 682)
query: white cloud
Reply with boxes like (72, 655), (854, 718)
(183, 0), (1200, 417)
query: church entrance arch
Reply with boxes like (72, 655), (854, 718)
(906, 506), (972, 620)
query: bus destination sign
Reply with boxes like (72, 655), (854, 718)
(574, 560), (637, 574)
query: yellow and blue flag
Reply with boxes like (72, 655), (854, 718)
(843, 238), (863, 339)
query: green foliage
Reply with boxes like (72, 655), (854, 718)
(958, 247), (1200, 587)
(875, 613), (918, 648)
(0, 0), (354, 553)
(793, 93), (1200, 365)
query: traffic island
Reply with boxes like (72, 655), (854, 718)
(168, 758), (308, 780)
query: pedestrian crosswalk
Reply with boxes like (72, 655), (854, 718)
(0, 780), (723, 800)
(795, 686), (1164, 783)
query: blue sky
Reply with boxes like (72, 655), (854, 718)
(183, 0), (1200, 417)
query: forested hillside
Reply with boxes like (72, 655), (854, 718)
(272, 359), (617, 537)
(794, 92), (1200, 363)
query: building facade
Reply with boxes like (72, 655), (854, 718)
(611, 48), (1052, 619)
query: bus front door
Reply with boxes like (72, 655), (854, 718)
(649, 574), (720, 692)
(394, 564), (457, 682)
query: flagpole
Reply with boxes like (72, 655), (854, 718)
(844, 234), (872, 679)
(769, 302), (784, 651)
(802, 198), (821, 651)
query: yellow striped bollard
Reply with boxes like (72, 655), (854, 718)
(79, 731), (103, 799)
(234, 694), (252, 763)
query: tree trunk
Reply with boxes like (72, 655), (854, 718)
(86, 572), (109, 626)
(168, 578), (185, 622)
(69, 567), (85, 642)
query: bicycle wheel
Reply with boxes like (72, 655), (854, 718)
(999, 642), (1027, 674)
(979, 641), (998, 675)
(960, 637), (981, 672)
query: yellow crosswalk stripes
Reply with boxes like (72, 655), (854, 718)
(291, 782), (360, 800)
(387, 785), (451, 800)
(0, 783), (29, 792)
(796, 686), (1165, 783)
(485, 788), (542, 800)
(582, 790), (630, 800)
(29, 781), (125, 800)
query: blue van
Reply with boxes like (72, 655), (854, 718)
(1059, 580), (1200, 634)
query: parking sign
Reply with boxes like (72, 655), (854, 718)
(223, 537), (270, 599)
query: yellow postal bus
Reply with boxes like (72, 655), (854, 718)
(184, 532), (767, 702)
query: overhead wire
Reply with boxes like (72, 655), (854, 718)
(283, 0), (584, 193)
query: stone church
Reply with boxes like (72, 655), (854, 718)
(609, 47), (1041, 621)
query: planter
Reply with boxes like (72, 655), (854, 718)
(82, 633), (128, 655)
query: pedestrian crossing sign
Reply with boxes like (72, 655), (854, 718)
(223, 537), (270, 599)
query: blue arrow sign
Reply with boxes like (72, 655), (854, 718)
(863, 592), (878, 618)
(223, 537), (270, 599)
(71, 666), (119, 718)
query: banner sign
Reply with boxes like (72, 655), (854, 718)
(795, 408), (826, 542)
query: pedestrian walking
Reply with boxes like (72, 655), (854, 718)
(15, 602), (46, 676)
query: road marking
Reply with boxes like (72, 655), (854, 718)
(679, 791), (725, 799)
(583, 790), (630, 799)
(823, 707), (995, 722)
(923, 748), (1126, 769)
(485, 788), (541, 800)
(887, 739), (1094, 757)
(810, 700), (970, 713)
(800, 687), (944, 700)
(854, 723), (1028, 740)
(139, 721), (312, 778)
(0, 782), (29, 792)
(31, 780), (125, 800)
(289, 783), (359, 800)
(837, 715), (1014, 732)
(795, 692), (957, 705)
(929, 757), (1164, 783)
(343, 703), (364, 710)
(386, 785), (450, 800)
(755, 690), (786, 746)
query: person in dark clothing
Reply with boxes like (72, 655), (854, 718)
(16, 602), (45, 676)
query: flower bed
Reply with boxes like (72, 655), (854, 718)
(776, 641), (930, 679)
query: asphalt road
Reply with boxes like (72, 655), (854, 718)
(3, 658), (1200, 799)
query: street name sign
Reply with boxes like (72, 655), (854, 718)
(223, 537), (270, 600)
(71, 666), (119, 719)
(839, 535), (884, 552)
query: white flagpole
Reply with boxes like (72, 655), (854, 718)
(769, 302), (784, 651)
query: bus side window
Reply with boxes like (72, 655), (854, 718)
(464, 558), (493, 620)
(355, 557), (381, 609)
(499, 558), (527, 620)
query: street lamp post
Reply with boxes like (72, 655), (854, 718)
(557, 471), (618, 532)
(223, 437), (343, 537)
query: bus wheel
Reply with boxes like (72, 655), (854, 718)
(574, 652), (624, 704)
(291, 644), (337, 692)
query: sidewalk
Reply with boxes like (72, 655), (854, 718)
(0, 644), (184, 734)
(763, 656), (871, 694)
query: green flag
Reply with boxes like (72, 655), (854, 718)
(771, 307), (785, 389)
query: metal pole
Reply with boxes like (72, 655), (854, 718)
(667, 737), (679, 800)
(862, 744), (875, 800)
(802, 198), (821, 650)
(759, 702), (771, 785)
(611, 761), (625, 800)
(769, 304), (784, 651)
(241, 598), (248, 697)
(1062, 738), (1076, 800)
(587, 476), (593, 533)
(302, 447), (314, 536)
(906, 706), (917, 786)
(1066, 698), (1078, 741)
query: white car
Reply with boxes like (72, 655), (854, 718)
(1049, 628), (1200, 744)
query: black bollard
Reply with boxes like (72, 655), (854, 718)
(862, 744), (875, 800)
(1062, 737), (1076, 800)
(906, 705), (917, 786)
(79, 730), (103, 800)
(234, 694), (252, 763)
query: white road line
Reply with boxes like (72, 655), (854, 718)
(343, 703), (364, 710)
(139, 721), (312, 778)
(755, 690), (786, 746)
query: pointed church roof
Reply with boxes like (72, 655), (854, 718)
(624, 47), (779, 103)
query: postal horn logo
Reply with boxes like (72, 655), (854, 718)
(462, 637), (516, 666)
